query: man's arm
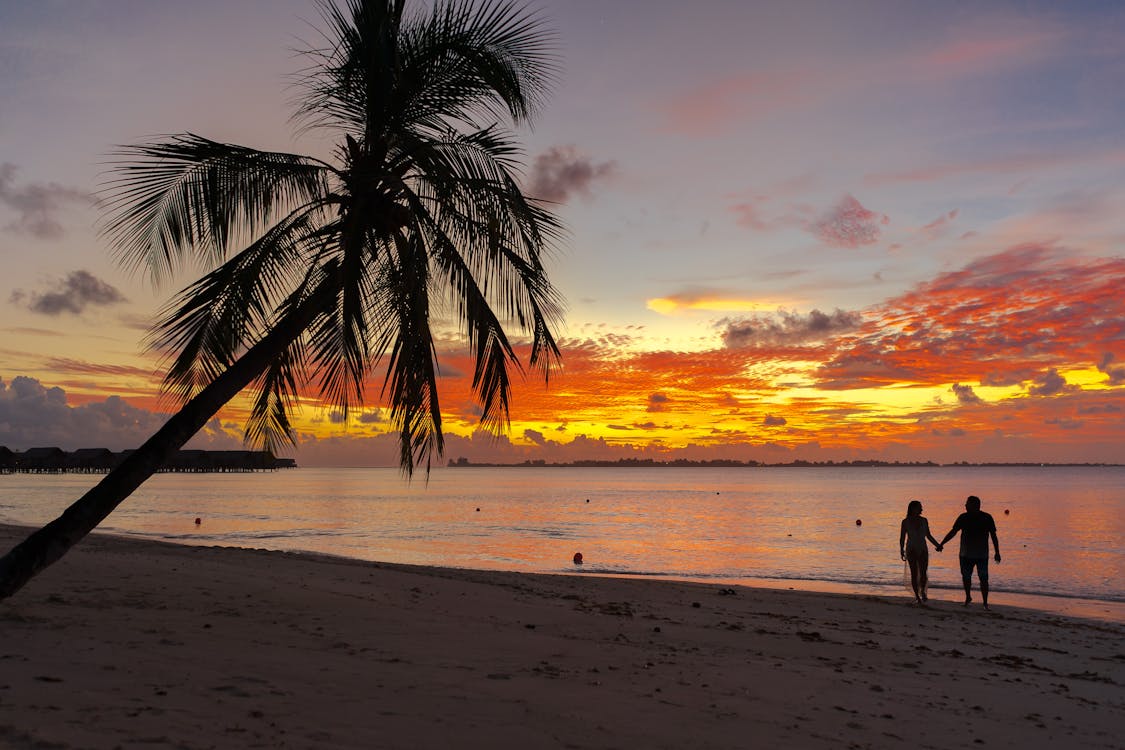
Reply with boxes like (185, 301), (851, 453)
(939, 513), (963, 547)
(991, 529), (1001, 562)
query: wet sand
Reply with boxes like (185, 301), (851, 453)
(1, 523), (1121, 749)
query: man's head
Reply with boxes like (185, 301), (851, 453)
(965, 495), (982, 511)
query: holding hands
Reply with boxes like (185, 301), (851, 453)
(934, 543), (943, 553)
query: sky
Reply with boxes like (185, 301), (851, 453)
(2, 0), (1125, 466)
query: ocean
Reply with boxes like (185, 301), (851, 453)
(2, 465), (1122, 619)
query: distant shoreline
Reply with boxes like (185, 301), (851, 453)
(445, 459), (1123, 469)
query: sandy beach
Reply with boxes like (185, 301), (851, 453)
(1, 523), (1121, 749)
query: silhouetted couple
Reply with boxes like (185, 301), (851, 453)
(899, 495), (1001, 608)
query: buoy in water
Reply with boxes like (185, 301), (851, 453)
(573, 552), (584, 565)
(855, 519), (862, 526)
(194, 517), (201, 525)
(1004, 509), (1010, 515)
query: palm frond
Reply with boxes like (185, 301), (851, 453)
(149, 206), (329, 403)
(244, 336), (306, 452)
(375, 232), (443, 475)
(399, 0), (557, 129)
(100, 134), (330, 282)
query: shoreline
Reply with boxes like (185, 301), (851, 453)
(2, 522), (1123, 749)
(37, 523), (1125, 625)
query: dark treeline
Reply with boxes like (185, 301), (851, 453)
(447, 457), (1119, 469)
(0, 447), (297, 474)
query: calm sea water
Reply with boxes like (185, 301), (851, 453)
(2, 466), (1122, 616)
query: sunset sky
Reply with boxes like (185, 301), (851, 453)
(2, 0), (1124, 466)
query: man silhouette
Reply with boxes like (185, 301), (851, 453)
(939, 495), (1001, 609)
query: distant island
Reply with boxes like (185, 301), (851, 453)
(0, 447), (296, 474)
(446, 457), (1121, 469)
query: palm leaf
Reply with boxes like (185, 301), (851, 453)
(100, 134), (331, 282)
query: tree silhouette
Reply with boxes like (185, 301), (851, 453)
(0, 0), (563, 598)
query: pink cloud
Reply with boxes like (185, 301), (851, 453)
(809, 195), (888, 248)
(921, 209), (959, 238)
(919, 25), (1063, 75)
(657, 70), (811, 136)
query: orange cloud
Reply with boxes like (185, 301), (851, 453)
(816, 244), (1125, 389)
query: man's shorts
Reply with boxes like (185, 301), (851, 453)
(960, 556), (989, 582)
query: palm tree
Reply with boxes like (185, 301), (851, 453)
(0, 0), (563, 599)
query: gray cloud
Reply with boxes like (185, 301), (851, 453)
(762, 414), (787, 426)
(0, 163), (90, 239)
(951, 382), (982, 405)
(1098, 353), (1125, 385)
(523, 428), (546, 445)
(527, 146), (616, 203)
(646, 392), (670, 413)
(720, 308), (862, 349)
(0, 375), (240, 451)
(1028, 368), (1069, 396)
(10, 270), (127, 316)
(358, 409), (386, 424)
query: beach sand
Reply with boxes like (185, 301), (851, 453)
(0, 523), (1121, 749)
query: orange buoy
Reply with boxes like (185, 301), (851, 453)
(855, 519), (862, 526)
(194, 517), (201, 525)
(1004, 509), (1010, 515)
(573, 552), (584, 565)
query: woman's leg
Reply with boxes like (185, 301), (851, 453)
(906, 554), (922, 602)
(918, 554), (929, 601)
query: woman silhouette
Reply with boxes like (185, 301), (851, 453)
(899, 500), (942, 604)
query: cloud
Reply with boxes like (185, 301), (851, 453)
(0, 375), (240, 451)
(1098, 353), (1125, 385)
(358, 409), (386, 424)
(817, 245), (1125, 389)
(951, 383), (982, 405)
(762, 414), (787, 427)
(11, 270), (127, 316)
(917, 23), (1064, 77)
(0, 163), (90, 239)
(1028, 368), (1068, 396)
(809, 195), (889, 248)
(523, 428), (546, 445)
(719, 308), (862, 348)
(647, 288), (797, 316)
(921, 209), (959, 239)
(656, 70), (812, 135)
(646, 392), (670, 413)
(526, 146), (616, 203)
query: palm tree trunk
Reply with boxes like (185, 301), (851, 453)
(0, 302), (318, 600)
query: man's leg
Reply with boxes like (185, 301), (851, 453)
(978, 558), (990, 609)
(959, 556), (973, 605)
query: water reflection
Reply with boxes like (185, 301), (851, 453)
(2, 466), (1122, 606)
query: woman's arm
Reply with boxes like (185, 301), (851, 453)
(924, 519), (941, 549)
(899, 519), (907, 560)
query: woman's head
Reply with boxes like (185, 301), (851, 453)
(907, 500), (923, 516)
